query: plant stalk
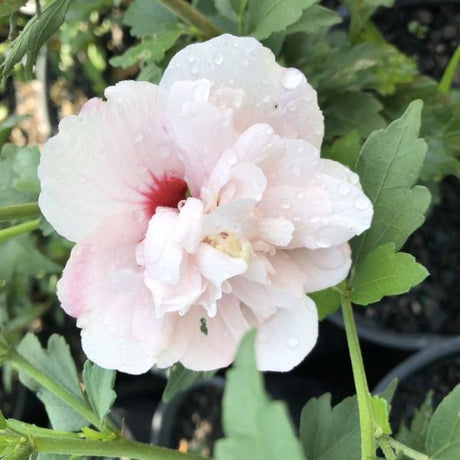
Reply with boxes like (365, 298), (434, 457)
(34, 436), (207, 460)
(10, 350), (116, 432)
(0, 219), (41, 242)
(155, 0), (221, 38)
(0, 203), (41, 221)
(386, 437), (431, 460)
(341, 293), (376, 460)
(439, 44), (460, 94)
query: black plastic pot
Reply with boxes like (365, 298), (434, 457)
(328, 312), (445, 352)
(151, 377), (225, 457)
(373, 336), (460, 428)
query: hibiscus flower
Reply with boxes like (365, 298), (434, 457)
(38, 34), (372, 374)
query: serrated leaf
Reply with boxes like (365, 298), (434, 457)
(426, 384), (460, 459)
(123, 0), (177, 37)
(322, 130), (362, 170)
(0, 0), (26, 16)
(324, 92), (386, 140)
(12, 145), (40, 194)
(286, 5), (341, 35)
(300, 393), (360, 459)
(17, 334), (87, 431)
(248, 0), (317, 40)
(162, 362), (215, 403)
(350, 243), (428, 305)
(309, 287), (341, 321)
(215, 330), (304, 460)
(352, 100), (430, 266)
(1, 0), (70, 79)
(372, 396), (391, 435)
(82, 361), (116, 426)
(397, 391), (433, 454)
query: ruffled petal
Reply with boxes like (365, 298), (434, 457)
(161, 34), (324, 148)
(39, 81), (184, 242)
(57, 214), (171, 374)
(252, 295), (318, 371)
(290, 243), (352, 292)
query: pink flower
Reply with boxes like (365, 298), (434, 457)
(38, 34), (372, 374)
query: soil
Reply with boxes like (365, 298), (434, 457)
(360, 178), (460, 335)
(390, 354), (460, 430)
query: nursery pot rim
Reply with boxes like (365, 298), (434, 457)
(328, 311), (446, 351)
(373, 335), (460, 394)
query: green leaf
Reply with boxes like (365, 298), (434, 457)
(1, 0), (70, 79)
(215, 330), (304, 460)
(82, 361), (116, 427)
(352, 100), (431, 266)
(350, 243), (428, 306)
(371, 396), (391, 435)
(110, 29), (182, 69)
(324, 92), (386, 140)
(12, 145), (40, 194)
(123, 0), (177, 37)
(0, 0), (26, 17)
(17, 334), (87, 431)
(0, 234), (60, 283)
(248, 0), (317, 40)
(309, 287), (341, 321)
(162, 362), (215, 403)
(397, 391), (433, 454)
(299, 393), (360, 459)
(286, 5), (341, 35)
(322, 130), (362, 170)
(426, 384), (460, 459)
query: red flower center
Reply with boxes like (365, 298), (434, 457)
(143, 173), (188, 217)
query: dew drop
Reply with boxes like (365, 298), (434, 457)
(134, 133), (143, 143)
(177, 199), (186, 210)
(187, 54), (195, 63)
(227, 154), (238, 165)
(350, 173), (359, 185)
(293, 215), (301, 222)
(190, 65), (199, 75)
(316, 236), (331, 248)
(287, 337), (299, 349)
(192, 81), (210, 102)
(354, 197), (370, 210)
(338, 183), (351, 196)
(214, 54), (224, 65)
(287, 100), (297, 112)
(282, 68), (305, 90)
(296, 191), (304, 200)
(281, 198), (291, 209)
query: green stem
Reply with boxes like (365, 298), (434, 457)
(155, 0), (222, 38)
(9, 350), (115, 432)
(0, 219), (41, 242)
(34, 436), (206, 460)
(0, 203), (41, 222)
(341, 293), (376, 460)
(386, 437), (431, 460)
(439, 44), (460, 94)
(379, 437), (396, 460)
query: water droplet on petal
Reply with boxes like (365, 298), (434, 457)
(350, 174), (359, 185)
(190, 65), (199, 75)
(281, 198), (291, 209)
(338, 183), (351, 196)
(227, 154), (238, 165)
(187, 54), (195, 63)
(177, 199), (186, 210)
(316, 236), (331, 248)
(214, 54), (224, 65)
(296, 191), (304, 200)
(134, 133), (143, 143)
(287, 337), (299, 349)
(354, 197), (370, 210)
(282, 68), (305, 90)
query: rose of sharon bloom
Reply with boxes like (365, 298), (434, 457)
(38, 34), (373, 374)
